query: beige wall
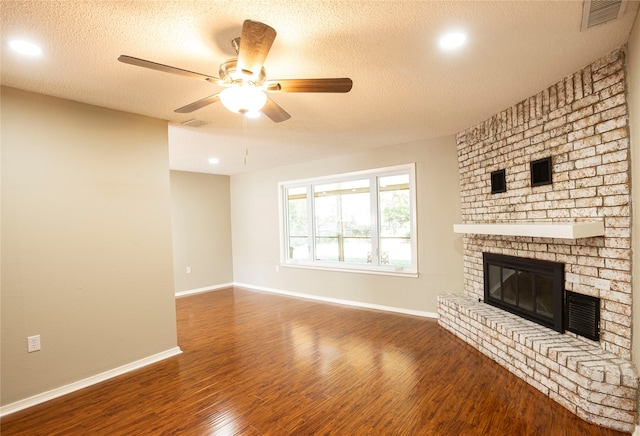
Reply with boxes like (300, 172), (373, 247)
(230, 136), (463, 314)
(1, 87), (178, 406)
(170, 170), (233, 293)
(629, 10), (640, 365)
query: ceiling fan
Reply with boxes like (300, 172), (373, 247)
(118, 19), (353, 123)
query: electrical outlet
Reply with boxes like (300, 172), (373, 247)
(27, 335), (41, 353)
(186, 266), (192, 274)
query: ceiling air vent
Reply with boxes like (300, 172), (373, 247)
(181, 119), (209, 128)
(581, 0), (627, 30)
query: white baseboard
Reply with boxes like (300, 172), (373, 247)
(175, 282), (234, 298)
(0, 346), (182, 417)
(234, 282), (439, 319)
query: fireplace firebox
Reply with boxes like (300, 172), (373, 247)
(483, 253), (564, 332)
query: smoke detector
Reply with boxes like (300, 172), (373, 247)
(581, 0), (628, 30)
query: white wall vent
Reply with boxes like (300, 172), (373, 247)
(181, 119), (209, 128)
(581, 0), (627, 30)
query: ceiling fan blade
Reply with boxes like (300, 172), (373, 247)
(236, 20), (276, 79)
(174, 94), (220, 113)
(261, 97), (291, 123)
(264, 78), (353, 93)
(118, 55), (221, 84)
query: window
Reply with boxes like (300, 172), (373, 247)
(280, 164), (417, 275)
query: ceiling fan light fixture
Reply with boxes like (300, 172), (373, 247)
(244, 110), (261, 119)
(219, 85), (267, 115)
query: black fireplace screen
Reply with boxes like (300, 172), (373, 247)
(483, 253), (564, 333)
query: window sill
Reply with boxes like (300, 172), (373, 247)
(281, 262), (418, 278)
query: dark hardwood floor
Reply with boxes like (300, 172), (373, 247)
(1, 287), (629, 435)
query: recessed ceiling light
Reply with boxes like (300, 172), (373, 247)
(208, 158), (219, 165)
(8, 39), (43, 56)
(439, 32), (467, 51)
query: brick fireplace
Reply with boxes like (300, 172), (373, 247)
(438, 47), (638, 432)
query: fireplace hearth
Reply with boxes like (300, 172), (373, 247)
(438, 293), (637, 432)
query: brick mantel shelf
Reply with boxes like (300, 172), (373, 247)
(453, 221), (605, 239)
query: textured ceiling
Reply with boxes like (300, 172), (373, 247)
(2, 1), (638, 175)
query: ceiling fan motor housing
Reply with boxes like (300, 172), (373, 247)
(219, 59), (266, 87)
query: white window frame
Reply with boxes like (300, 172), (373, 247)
(278, 164), (417, 277)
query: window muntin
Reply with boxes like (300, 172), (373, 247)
(280, 165), (416, 275)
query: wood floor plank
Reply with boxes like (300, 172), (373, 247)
(1, 287), (629, 435)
